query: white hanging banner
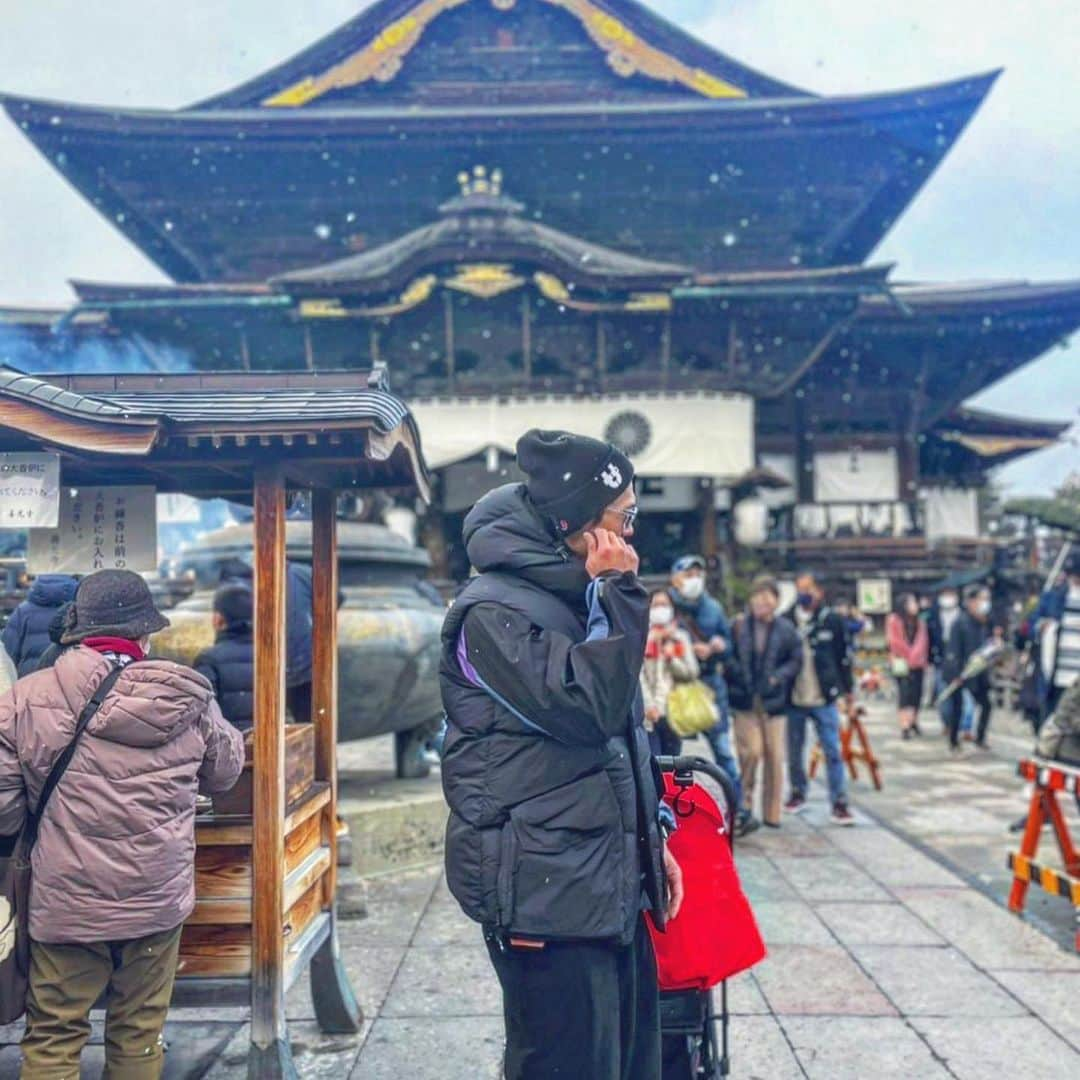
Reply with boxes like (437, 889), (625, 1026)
(813, 448), (899, 504)
(28, 486), (157, 575)
(924, 487), (979, 541)
(0, 453), (61, 529)
(409, 393), (755, 478)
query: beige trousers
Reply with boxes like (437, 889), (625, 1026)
(734, 704), (786, 826)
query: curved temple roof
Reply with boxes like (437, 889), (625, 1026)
(194, 0), (809, 110)
(0, 1), (998, 282)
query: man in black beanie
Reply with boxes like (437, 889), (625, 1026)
(440, 429), (682, 1080)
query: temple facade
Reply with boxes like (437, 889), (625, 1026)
(1, 0), (1075, 583)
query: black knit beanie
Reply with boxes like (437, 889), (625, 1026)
(516, 429), (634, 537)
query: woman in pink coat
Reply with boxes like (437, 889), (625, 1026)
(887, 592), (930, 739)
(0, 569), (245, 1078)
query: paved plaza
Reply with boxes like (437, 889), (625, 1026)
(2, 702), (1078, 1077)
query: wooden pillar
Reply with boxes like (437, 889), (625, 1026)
(303, 324), (315, 371)
(311, 488), (338, 888)
(444, 292), (456, 391)
(521, 292), (533, 381)
(251, 464), (288, 1063)
(699, 478), (719, 561)
(309, 487), (362, 1034)
(793, 393), (814, 503)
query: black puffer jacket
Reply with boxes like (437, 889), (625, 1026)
(781, 604), (854, 703)
(195, 626), (255, 731)
(1, 575), (77, 677)
(725, 614), (803, 715)
(440, 484), (666, 946)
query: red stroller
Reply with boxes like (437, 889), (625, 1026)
(650, 756), (767, 1079)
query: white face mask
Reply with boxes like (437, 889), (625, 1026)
(650, 607), (674, 627)
(939, 595), (957, 611)
(677, 577), (705, 602)
(976, 599), (992, 617)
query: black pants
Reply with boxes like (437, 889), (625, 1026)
(287, 681), (312, 724)
(949, 677), (991, 747)
(648, 718), (682, 758)
(484, 917), (661, 1080)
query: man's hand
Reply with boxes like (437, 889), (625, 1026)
(692, 641), (712, 661)
(584, 528), (640, 578)
(708, 635), (727, 655)
(645, 705), (662, 724)
(663, 845), (684, 921)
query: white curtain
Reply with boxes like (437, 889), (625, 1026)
(924, 487), (979, 541)
(813, 448), (899, 503)
(408, 393), (754, 478)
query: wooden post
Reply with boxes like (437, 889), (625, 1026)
(311, 488), (338, 876)
(251, 464), (291, 1074)
(308, 487), (362, 1033)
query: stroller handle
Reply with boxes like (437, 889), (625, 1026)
(655, 755), (739, 839)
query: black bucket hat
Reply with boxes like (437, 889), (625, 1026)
(61, 569), (171, 644)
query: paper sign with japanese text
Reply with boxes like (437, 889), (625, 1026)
(0, 453), (60, 528)
(27, 486), (157, 574)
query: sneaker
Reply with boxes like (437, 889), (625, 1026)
(962, 732), (975, 743)
(735, 812), (761, 838)
(975, 739), (991, 751)
(762, 819), (781, 829)
(901, 727), (913, 741)
(949, 744), (962, 755)
(912, 721), (923, 737)
(783, 794), (808, 815)
(831, 803), (856, 827)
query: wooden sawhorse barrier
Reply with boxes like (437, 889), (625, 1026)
(1007, 758), (1080, 952)
(809, 702), (882, 791)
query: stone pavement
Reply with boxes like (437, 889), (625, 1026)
(3, 704), (1080, 1077)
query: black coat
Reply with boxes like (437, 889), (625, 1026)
(439, 483), (666, 946)
(195, 626), (255, 731)
(926, 607), (948, 667)
(944, 610), (991, 685)
(725, 613), (803, 715)
(781, 605), (854, 703)
(1, 575), (77, 677)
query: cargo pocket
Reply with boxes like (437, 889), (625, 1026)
(502, 771), (624, 940)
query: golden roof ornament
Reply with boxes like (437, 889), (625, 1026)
(457, 165), (504, 197)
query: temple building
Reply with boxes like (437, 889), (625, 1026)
(1, 0), (1076, 582)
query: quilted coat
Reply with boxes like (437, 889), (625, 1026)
(0, 646), (245, 943)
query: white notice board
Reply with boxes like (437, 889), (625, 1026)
(28, 486), (157, 574)
(857, 577), (893, 615)
(0, 453), (60, 528)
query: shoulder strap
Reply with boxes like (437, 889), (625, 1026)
(23, 663), (128, 852)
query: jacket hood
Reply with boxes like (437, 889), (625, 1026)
(53, 647), (213, 749)
(28, 575), (77, 608)
(463, 484), (591, 610)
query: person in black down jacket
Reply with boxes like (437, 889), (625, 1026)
(1, 573), (77, 676)
(440, 429), (681, 1080)
(944, 584), (994, 751)
(194, 583), (255, 731)
(727, 576), (802, 829)
(781, 571), (855, 826)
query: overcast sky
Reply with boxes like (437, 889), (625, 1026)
(0, 0), (1077, 493)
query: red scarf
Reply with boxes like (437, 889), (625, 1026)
(81, 637), (146, 661)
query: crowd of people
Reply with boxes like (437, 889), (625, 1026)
(638, 560), (856, 834)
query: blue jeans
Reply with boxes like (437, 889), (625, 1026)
(787, 704), (847, 807)
(935, 670), (974, 731)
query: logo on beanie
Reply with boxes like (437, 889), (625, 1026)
(600, 463), (623, 489)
